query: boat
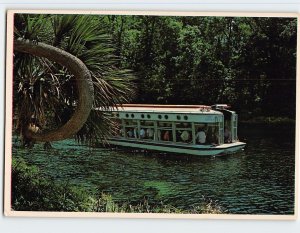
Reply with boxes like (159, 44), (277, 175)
(95, 104), (246, 156)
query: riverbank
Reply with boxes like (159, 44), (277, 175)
(11, 157), (225, 214)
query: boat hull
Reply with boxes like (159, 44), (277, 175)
(107, 138), (246, 156)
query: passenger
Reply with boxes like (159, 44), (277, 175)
(140, 128), (146, 139)
(157, 129), (161, 141)
(195, 128), (206, 144)
(224, 127), (232, 143)
(127, 128), (133, 138)
(163, 131), (170, 141)
(146, 128), (154, 139)
(180, 130), (190, 143)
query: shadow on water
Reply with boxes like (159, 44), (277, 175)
(12, 123), (295, 214)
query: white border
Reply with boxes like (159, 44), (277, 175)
(3, 9), (299, 222)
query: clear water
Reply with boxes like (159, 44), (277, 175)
(12, 124), (295, 214)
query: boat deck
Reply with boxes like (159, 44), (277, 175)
(215, 141), (246, 149)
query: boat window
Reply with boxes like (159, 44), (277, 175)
(139, 121), (155, 140)
(124, 119), (138, 138)
(175, 122), (192, 144)
(232, 114), (238, 142)
(195, 123), (219, 145)
(219, 120), (224, 144)
(157, 122), (173, 142)
(224, 121), (232, 143)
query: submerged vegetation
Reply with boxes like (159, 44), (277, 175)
(12, 157), (225, 214)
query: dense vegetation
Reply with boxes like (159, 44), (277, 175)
(13, 14), (135, 145)
(14, 14), (297, 146)
(12, 157), (225, 214)
(99, 15), (297, 120)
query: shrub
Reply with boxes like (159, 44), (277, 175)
(12, 157), (94, 211)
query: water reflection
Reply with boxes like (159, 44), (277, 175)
(12, 124), (295, 214)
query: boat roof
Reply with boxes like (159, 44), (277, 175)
(95, 104), (223, 115)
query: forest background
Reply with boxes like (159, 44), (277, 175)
(104, 15), (296, 121)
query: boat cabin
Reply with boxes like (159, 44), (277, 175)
(96, 104), (246, 156)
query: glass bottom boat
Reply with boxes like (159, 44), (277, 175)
(96, 104), (246, 156)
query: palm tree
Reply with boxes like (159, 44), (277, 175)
(13, 14), (135, 146)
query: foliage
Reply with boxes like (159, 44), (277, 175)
(94, 194), (224, 214)
(12, 157), (225, 214)
(12, 157), (94, 211)
(13, 14), (135, 145)
(100, 15), (296, 119)
(240, 116), (295, 126)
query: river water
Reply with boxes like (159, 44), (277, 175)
(12, 124), (295, 214)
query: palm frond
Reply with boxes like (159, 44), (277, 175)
(51, 15), (79, 46)
(14, 14), (136, 144)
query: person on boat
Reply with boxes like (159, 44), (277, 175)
(127, 128), (133, 138)
(180, 130), (190, 143)
(163, 130), (170, 141)
(140, 128), (146, 139)
(224, 127), (232, 143)
(195, 127), (206, 144)
(146, 128), (154, 139)
(157, 129), (161, 141)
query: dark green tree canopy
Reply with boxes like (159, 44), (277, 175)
(100, 15), (296, 119)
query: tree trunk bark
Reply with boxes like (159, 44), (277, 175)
(14, 38), (94, 142)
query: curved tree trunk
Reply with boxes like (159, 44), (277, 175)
(14, 38), (94, 142)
